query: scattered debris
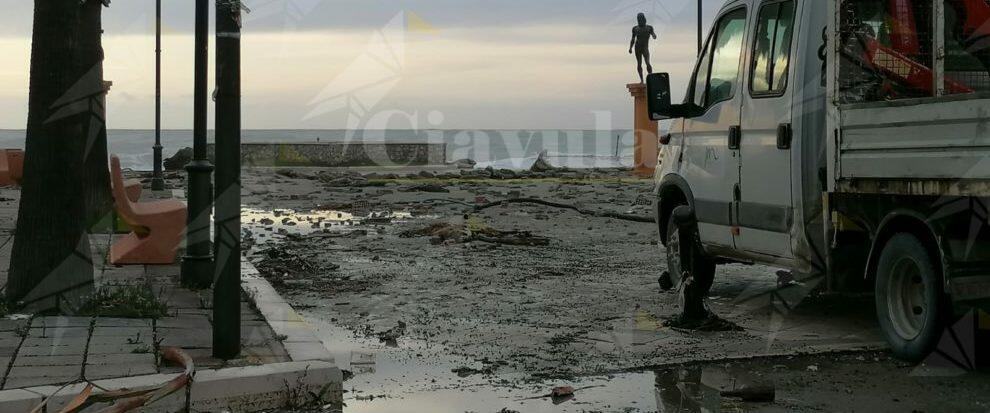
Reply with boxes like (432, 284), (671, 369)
(31, 347), (194, 413)
(399, 221), (550, 246)
(451, 365), (497, 377)
(474, 197), (653, 223)
(376, 321), (407, 346)
(400, 183), (450, 193)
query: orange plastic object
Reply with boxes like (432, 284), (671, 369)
(0, 149), (24, 187)
(109, 155), (186, 265)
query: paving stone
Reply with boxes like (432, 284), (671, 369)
(0, 319), (29, 333)
(86, 343), (149, 355)
(3, 375), (78, 390)
(85, 361), (158, 380)
(94, 318), (153, 328)
(86, 353), (156, 366)
(4, 365), (81, 388)
(156, 315), (211, 330)
(90, 326), (154, 338)
(12, 354), (84, 367)
(157, 328), (213, 349)
(21, 336), (88, 349)
(16, 344), (85, 357)
(162, 290), (205, 310)
(0, 336), (22, 348)
(0, 347), (17, 357)
(27, 326), (90, 339)
(31, 316), (92, 328)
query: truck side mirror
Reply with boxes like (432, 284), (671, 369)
(647, 73), (701, 120)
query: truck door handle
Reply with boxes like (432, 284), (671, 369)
(777, 123), (792, 150)
(728, 125), (741, 150)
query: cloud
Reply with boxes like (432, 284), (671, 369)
(0, 0), (720, 129)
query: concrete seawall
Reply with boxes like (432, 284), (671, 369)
(206, 142), (446, 167)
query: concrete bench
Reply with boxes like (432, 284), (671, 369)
(109, 155), (186, 265)
(0, 149), (24, 187)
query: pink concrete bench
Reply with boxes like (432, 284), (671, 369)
(109, 155), (186, 265)
(0, 149), (24, 187)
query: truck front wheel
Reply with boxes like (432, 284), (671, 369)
(875, 233), (946, 361)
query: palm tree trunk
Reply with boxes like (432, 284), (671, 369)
(7, 0), (94, 307)
(79, 0), (113, 226)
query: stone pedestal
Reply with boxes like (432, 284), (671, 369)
(627, 83), (659, 176)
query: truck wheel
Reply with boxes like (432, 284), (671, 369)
(874, 233), (946, 361)
(665, 212), (715, 293)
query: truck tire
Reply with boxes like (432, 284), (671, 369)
(665, 212), (716, 294)
(874, 233), (946, 361)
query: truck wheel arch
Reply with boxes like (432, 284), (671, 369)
(657, 174), (694, 246)
(864, 210), (947, 289)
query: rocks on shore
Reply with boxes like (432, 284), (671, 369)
(164, 147), (193, 171)
(530, 150), (555, 173)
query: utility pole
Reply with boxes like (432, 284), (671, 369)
(213, 0), (242, 360)
(698, 0), (703, 55)
(151, 0), (165, 191)
(181, 0), (215, 289)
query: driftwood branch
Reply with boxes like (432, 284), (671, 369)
(474, 198), (654, 223)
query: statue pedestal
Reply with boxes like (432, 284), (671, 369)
(627, 83), (659, 176)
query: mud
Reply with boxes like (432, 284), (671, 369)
(224, 167), (990, 412)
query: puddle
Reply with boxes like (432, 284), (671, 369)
(241, 208), (422, 248)
(300, 309), (668, 413)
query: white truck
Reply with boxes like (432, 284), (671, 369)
(648, 0), (990, 360)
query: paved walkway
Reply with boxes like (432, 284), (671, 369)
(0, 186), (291, 391)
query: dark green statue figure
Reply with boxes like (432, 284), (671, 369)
(629, 13), (657, 83)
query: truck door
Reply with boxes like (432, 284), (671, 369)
(737, 0), (796, 259)
(681, 7), (749, 249)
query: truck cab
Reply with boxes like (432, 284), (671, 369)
(651, 0), (990, 362)
(655, 0), (827, 270)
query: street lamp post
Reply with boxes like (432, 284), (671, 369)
(181, 0), (215, 289)
(213, 0), (242, 360)
(151, 0), (165, 191)
(698, 0), (703, 55)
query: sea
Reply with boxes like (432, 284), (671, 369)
(0, 129), (636, 171)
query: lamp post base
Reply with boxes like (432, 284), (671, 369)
(180, 255), (214, 290)
(181, 159), (215, 289)
(151, 144), (165, 191)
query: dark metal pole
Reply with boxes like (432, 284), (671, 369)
(181, 0), (215, 289)
(698, 0), (703, 55)
(151, 0), (165, 191)
(213, 0), (242, 360)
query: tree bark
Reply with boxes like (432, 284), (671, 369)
(7, 0), (94, 306)
(78, 0), (112, 226)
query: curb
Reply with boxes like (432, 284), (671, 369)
(0, 360), (341, 412)
(241, 261), (336, 363)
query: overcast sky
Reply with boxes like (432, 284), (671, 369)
(0, 0), (724, 130)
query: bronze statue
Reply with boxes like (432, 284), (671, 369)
(629, 13), (657, 83)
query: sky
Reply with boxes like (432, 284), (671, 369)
(0, 0), (725, 130)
